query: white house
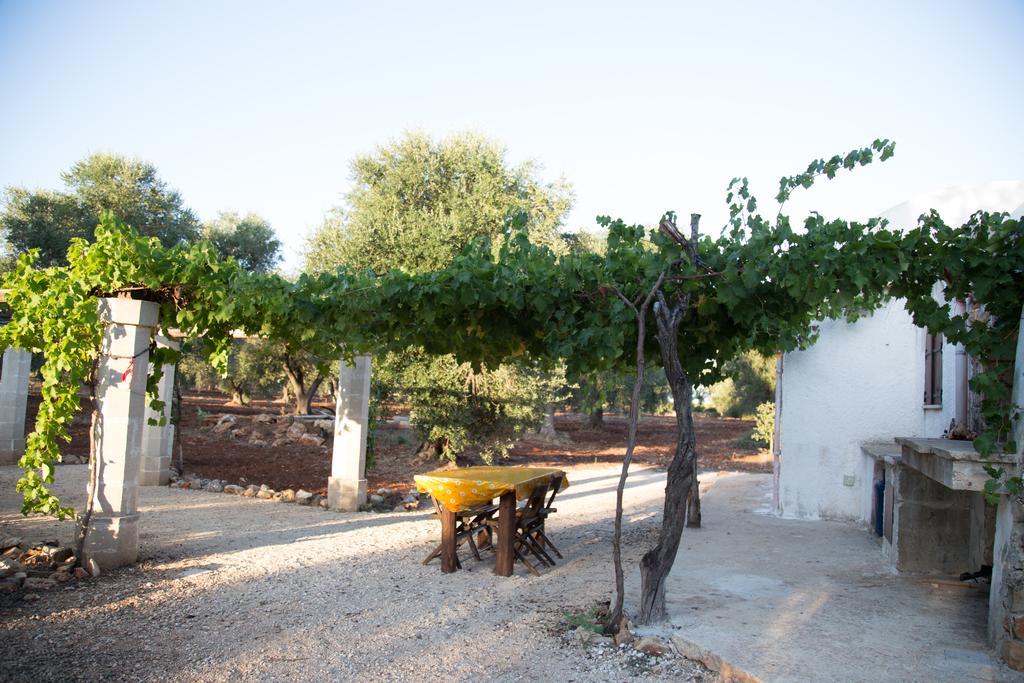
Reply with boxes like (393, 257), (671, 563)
(776, 181), (1024, 523)
(773, 181), (1024, 666)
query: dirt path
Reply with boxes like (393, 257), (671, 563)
(0, 463), (718, 682)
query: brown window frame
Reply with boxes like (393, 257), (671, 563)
(924, 332), (943, 406)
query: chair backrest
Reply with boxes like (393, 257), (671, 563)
(544, 474), (564, 509)
(519, 481), (549, 526)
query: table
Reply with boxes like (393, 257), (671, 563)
(414, 466), (568, 576)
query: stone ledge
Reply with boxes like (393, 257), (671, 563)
(895, 437), (1018, 491)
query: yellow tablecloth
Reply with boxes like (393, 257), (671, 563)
(414, 466), (569, 512)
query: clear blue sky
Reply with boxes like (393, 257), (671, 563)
(1, 1), (1021, 271)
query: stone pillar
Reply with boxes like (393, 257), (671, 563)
(0, 347), (31, 465)
(328, 355), (370, 511)
(139, 334), (178, 486)
(83, 298), (158, 570)
(989, 304), (1024, 671)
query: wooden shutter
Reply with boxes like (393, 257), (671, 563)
(924, 332), (943, 405)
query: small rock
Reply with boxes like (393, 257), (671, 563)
(313, 419), (334, 432)
(243, 485), (259, 497)
(318, 497), (329, 509)
(212, 415), (237, 433)
(0, 537), (21, 552)
(74, 567), (90, 580)
(392, 504), (407, 513)
(295, 489), (313, 505)
(403, 500), (419, 511)
(574, 626), (595, 645)
(230, 428), (248, 440)
(87, 558), (101, 577)
(49, 571), (72, 583)
(22, 577), (56, 590)
(169, 480), (184, 489)
(21, 592), (39, 602)
(204, 480), (224, 493)
(48, 547), (73, 564)
(377, 488), (393, 496)
(592, 635), (614, 647)
(0, 579), (19, 593)
(256, 488), (275, 500)
(279, 489), (296, 503)
(286, 422), (307, 440)
(635, 635), (670, 657)
(369, 494), (384, 505)
(223, 484), (244, 495)
(0, 557), (23, 578)
(270, 437), (289, 449)
(253, 413), (275, 423)
(614, 625), (634, 647)
(250, 439), (267, 448)
(298, 433), (325, 447)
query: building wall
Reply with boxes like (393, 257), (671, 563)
(776, 181), (1024, 522)
(777, 300), (957, 521)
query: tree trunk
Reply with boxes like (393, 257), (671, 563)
(229, 385), (249, 406)
(415, 438), (446, 461)
(587, 406), (604, 429)
(605, 272), (666, 633)
(686, 475), (702, 528)
(536, 403), (569, 442)
(299, 375), (324, 415)
(636, 293), (698, 624)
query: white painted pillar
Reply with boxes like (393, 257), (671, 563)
(139, 334), (178, 486)
(0, 347), (31, 465)
(328, 355), (370, 511)
(83, 298), (158, 570)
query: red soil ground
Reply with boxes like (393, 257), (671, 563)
(31, 390), (770, 496)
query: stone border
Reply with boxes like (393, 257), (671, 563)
(670, 634), (762, 683)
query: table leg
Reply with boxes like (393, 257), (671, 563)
(495, 491), (516, 577)
(440, 504), (457, 573)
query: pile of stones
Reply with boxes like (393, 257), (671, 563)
(168, 473), (427, 513)
(204, 413), (333, 449)
(0, 537), (96, 598)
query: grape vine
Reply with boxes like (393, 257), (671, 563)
(2, 142), (1020, 523)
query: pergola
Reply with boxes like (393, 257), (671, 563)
(0, 296), (372, 570)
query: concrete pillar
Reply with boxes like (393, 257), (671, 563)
(0, 347), (31, 465)
(139, 334), (178, 486)
(888, 463), (974, 573)
(328, 355), (370, 511)
(83, 297), (158, 570)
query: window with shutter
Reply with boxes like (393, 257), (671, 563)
(924, 332), (943, 406)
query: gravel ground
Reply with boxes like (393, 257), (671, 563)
(0, 464), (716, 682)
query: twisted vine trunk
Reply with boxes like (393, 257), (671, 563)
(636, 212), (701, 624)
(638, 302), (697, 622)
(605, 272), (666, 632)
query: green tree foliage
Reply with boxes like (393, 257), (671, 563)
(708, 351), (775, 417)
(202, 212), (282, 273)
(305, 131), (572, 274)
(305, 131), (574, 457)
(1, 153), (200, 266)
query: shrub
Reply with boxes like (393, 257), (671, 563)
(752, 401), (775, 447)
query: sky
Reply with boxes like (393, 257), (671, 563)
(1, 1), (1022, 272)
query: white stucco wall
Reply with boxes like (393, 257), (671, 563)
(777, 181), (1024, 522)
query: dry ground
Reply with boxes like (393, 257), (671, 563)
(34, 389), (768, 495)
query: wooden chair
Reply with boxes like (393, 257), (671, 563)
(422, 500), (497, 569)
(532, 474), (564, 559)
(484, 481), (556, 576)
